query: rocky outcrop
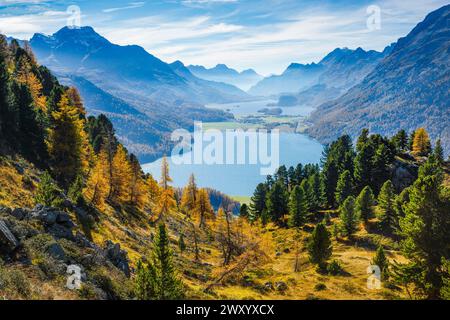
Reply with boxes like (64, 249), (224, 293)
(103, 240), (131, 277)
(0, 219), (19, 251)
(391, 159), (419, 192)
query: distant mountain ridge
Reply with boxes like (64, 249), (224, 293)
(188, 64), (263, 91)
(249, 46), (391, 99)
(28, 26), (245, 162)
(307, 4), (450, 154)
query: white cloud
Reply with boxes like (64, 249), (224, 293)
(1, 0), (447, 74)
(102, 2), (145, 13)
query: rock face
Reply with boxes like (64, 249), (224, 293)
(104, 240), (131, 277)
(391, 159), (419, 192)
(0, 220), (19, 251)
(27, 206), (77, 240)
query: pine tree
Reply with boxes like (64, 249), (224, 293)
(300, 179), (314, 212)
(11, 81), (48, 165)
(354, 142), (375, 192)
(288, 185), (308, 228)
(0, 35), (10, 137)
(239, 203), (249, 219)
(180, 174), (198, 212)
(275, 165), (289, 188)
(355, 186), (374, 223)
(433, 139), (444, 165)
(338, 196), (359, 237)
(391, 129), (408, 152)
(250, 183), (267, 222)
(178, 234), (186, 255)
(307, 223), (332, 269)
(294, 163), (303, 185)
(153, 223), (184, 299)
(322, 160), (339, 208)
(34, 171), (62, 207)
(372, 143), (394, 194)
(377, 180), (396, 231)
(47, 93), (85, 188)
(308, 173), (323, 211)
(335, 170), (353, 206)
(160, 156), (172, 190)
(408, 130), (416, 152)
(195, 188), (213, 229)
(265, 181), (289, 224)
(372, 246), (389, 281)
(356, 129), (369, 152)
(412, 128), (432, 156)
(287, 166), (296, 189)
(392, 187), (410, 231)
(394, 159), (450, 299)
(110, 144), (132, 202)
(134, 259), (157, 300)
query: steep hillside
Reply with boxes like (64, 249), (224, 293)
(249, 46), (389, 99)
(249, 63), (324, 97)
(308, 5), (450, 154)
(27, 27), (240, 161)
(30, 27), (247, 106)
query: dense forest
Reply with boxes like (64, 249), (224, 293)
(0, 35), (449, 300)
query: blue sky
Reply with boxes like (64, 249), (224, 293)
(0, 0), (447, 75)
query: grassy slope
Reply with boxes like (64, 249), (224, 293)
(4, 155), (442, 300)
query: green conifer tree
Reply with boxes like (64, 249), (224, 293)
(355, 186), (374, 223)
(377, 180), (396, 231)
(335, 170), (353, 206)
(288, 186), (308, 228)
(338, 196), (359, 237)
(307, 223), (332, 269)
(394, 159), (450, 299)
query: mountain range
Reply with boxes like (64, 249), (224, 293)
(16, 4), (449, 159)
(188, 64), (263, 91)
(307, 4), (450, 154)
(248, 46), (393, 102)
(29, 26), (247, 162)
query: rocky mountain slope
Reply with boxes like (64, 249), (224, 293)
(27, 27), (242, 162)
(248, 46), (390, 99)
(307, 5), (450, 154)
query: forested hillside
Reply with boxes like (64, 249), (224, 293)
(308, 5), (450, 155)
(0, 34), (449, 301)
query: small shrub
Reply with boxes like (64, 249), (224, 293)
(0, 267), (32, 298)
(314, 283), (327, 291)
(327, 259), (343, 275)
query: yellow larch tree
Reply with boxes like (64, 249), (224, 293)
(145, 173), (161, 206)
(67, 87), (86, 118)
(156, 188), (176, 222)
(160, 156), (172, 190)
(195, 188), (214, 229)
(84, 147), (109, 208)
(110, 144), (132, 202)
(412, 127), (432, 156)
(16, 55), (47, 112)
(180, 174), (198, 213)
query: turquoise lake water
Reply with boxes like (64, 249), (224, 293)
(142, 100), (324, 197)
